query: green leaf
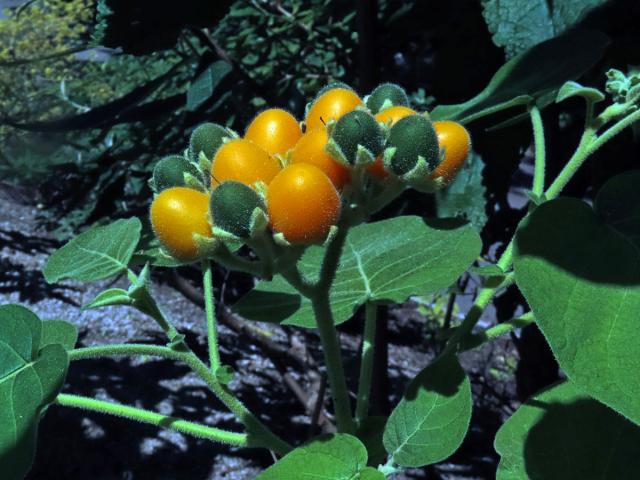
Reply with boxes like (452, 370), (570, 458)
(83, 288), (132, 310)
(0, 306), (71, 480)
(594, 170), (640, 249)
(383, 353), (472, 467)
(0, 305), (40, 359)
(481, 0), (607, 58)
(357, 467), (385, 479)
(44, 218), (141, 283)
(514, 191), (640, 425)
(431, 30), (609, 124)
(556, 80), (605, 104)
(435, 150), (488, 231)
(40, 321), (78, 351)
(234, 216), (481, 327)
(186, 61), (232, 111)
(495, 381), (640, 479)
(256, 434), (369, 479)
(470, 264), (505, 277)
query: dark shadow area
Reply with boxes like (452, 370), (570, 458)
(522, 398), (640, 479)
(0, 257), (79, 304)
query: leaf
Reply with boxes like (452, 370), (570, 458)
(256, 434), (369, 479)
(435, 150), (488, 231)
(383, 354), (472, 467)
(358, 467), (385, 479)
(186, 61), (232, 111)
(470, 264), (505, 277)
(40, 321), (78, 351)
(481, 0), (607, 58)
(514, 188), (640, 425)
(234, 216), (481, 328)
(495, 381), (640, 479)
(431, 30), (609, 124)
(83, 288), (132, 310)
(44, 218), (141, 283)
(556, 80), (605, 104)
(0, 306), (71, 480)
(594, 170), (640, 249)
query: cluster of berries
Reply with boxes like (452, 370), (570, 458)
(149, 83), (470, 261)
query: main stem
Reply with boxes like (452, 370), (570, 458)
(312, 220), (357, 434)
(355, 301), (377, 424)
(202, 259), (220, 371)
(55, 393), (248, 447)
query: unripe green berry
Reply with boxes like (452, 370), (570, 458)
(387, 115), (439, 175)
(189, 123), (228, 161)
(152, 155), (200, 192)
(210, 181), (265, 238)
(330, 110), (384, 164)
(366, 83), (409, 114)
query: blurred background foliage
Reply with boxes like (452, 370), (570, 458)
(0, 0), (638, 246)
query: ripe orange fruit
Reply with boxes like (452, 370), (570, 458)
(267, 164), (341, 245)
(431, 121), (471, 184)
(211, 139), (281, 188)
(305, 88), (363, 130)
(291, 127), (350, 189)
(150, 187), (212, 261)
(245, 108), (302, 156)
(374, 106), (416, 126)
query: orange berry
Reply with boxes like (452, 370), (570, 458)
(267, 164), (341, 245)
(291, 127), (350, 189)
(211, 139), (281, 188)
(245, 108), (302, 156)
(374, 106), (416, 126)
(305, 88), (363, 130)
(150, 187), (212, 261)
(431, 121), (471, 184)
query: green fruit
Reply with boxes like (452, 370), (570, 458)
(330, 110), (384, 164)
(210, 181), (265, 238)
(152, 155), (200, 192)
(387, 115), (439, 175)
(366, 83), (409, 114)
(189, 123), (228, 161)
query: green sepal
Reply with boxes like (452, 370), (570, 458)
(83, 288), (132, 310)
(193, 233), (222, 258)
(272, 232), (292, 247)
(556, 81), (605, 104)
(398, 156), (439, 193)
(325, 136), (351, 167)
(365, 82), (410, 114)
(253, 180), (268, 199)
(167, 333), (188, 352)
(183, 172), (205, 191)
(189, 123), (229, 162)
(214, 365), (235, 385)
(198, 151), (212, 174)
(211, 226), (240, 243)
(249, 207), (269, 238)
(322, 225), (339, 247)
(355, 144), (376, 166)
(152, 155), (201, 192)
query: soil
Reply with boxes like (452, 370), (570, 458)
(0, 182), (521, 480)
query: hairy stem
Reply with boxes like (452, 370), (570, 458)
(355, 301), (377, 424)
(55, 393), (248, 447)
(529, 105), (546, 196)
(202, 259), (220, 371)
(69, 344), (183, 362)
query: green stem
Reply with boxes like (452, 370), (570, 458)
(442, 247), (514, 356)
(545, 108), (640, 199)
(69, 344), (182, 362)
(55, 393), (248, 447)
(355, 301), (377, 424)
(457, 312), (535, 351)
(311, 222), (356, 434)
(181, 352), (292, 454)
(529, 105), (546, 196)
(202, 259), (220, 371)
(211, 244), (266, 277)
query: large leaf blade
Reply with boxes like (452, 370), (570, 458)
(44, 218), (141, 283)
(234, 216), (481, 327)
